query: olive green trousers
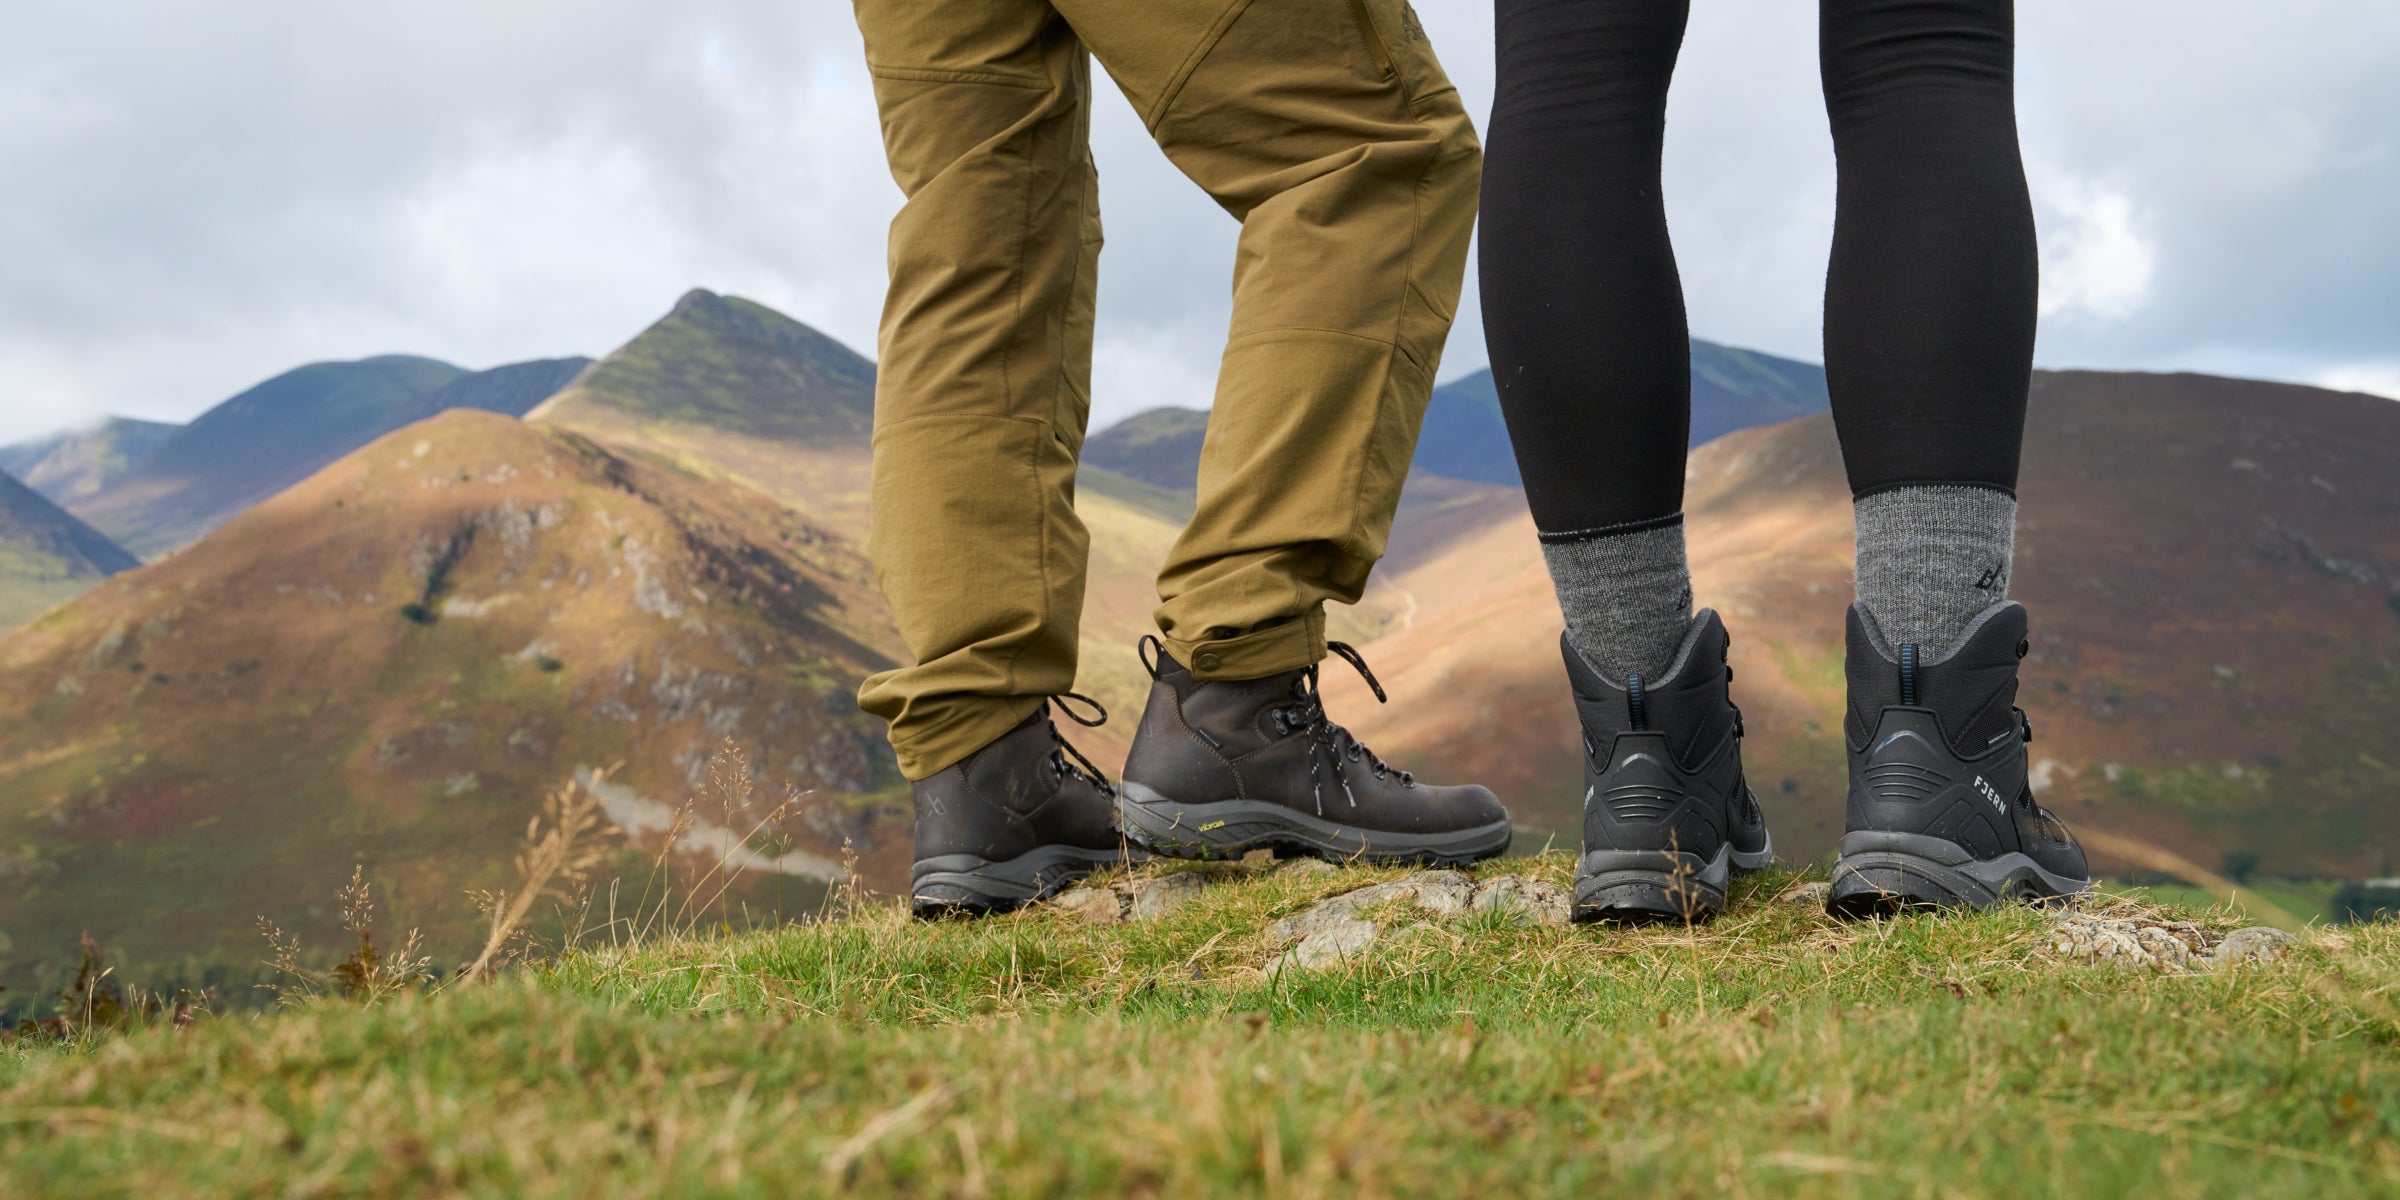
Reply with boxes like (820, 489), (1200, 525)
(852, 0), (1480, 780)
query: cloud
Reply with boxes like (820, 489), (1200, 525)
(2033, 175), (2157, 321)
(0, 1), (2395, 445)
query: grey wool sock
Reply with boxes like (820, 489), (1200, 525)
(1541, 517), (1695, 683)
(1853, 484), (2018, 657)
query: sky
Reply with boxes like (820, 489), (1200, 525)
(2, 1), (2396, 445)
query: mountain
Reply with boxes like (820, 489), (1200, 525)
(398, 356), (593, 422)
(1324, 370), (2400, 879)
(1687, 340), (1831, 445)
(1081, 339), (1831, 490)
(65, 356), (594, 561)
(0, 417), (182, 506)
(529, 290), (874, 447)
(69, 356), (468, 557)
(1078, 407), (1208, 491)
(0, 289), (1205, 1006)
(0, 410), (910, 1010)
(0, 471), (142, 629)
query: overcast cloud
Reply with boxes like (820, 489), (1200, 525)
(2, 1), (2395, 445)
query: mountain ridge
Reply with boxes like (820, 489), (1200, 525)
(1083, 338), (1833, 491)
(63, 355), (593, 560)
(0, 417), (183, 506)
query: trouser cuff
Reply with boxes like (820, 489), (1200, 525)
(883, 694), (1048, 783)
(1164, 609), (1326, 681)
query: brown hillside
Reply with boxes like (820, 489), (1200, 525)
(1328, 372), (2400, 875)
(0, 411), (912, 1002)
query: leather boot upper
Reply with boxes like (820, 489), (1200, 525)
(911, 706), (1122, 865)
(1123, 641), (1507, 837)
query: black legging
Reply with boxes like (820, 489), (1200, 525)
(1480, 0), (2038, 536)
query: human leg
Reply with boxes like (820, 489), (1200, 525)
(1058, 0), (1504, 862)
(1480, 0), (1766, 918)
(852, 0), (1106, 782)
(851, 0), (1130, 914)
(1818, 0), (2088, 913)
(1482, 0), (1697, 685)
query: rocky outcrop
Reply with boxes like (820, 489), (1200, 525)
(1267, 869), (1571, 971)
(1049, 872), (1211, 925)
(2043, 910), (2297, 972)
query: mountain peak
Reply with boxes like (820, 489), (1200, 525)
(529, 291), (877, 447)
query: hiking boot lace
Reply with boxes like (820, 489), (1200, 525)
(1270, 641), (1414, 814)
(1045, 692), (1116, 798)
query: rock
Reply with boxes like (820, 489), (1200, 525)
(1050, 885), (1124, 925)
(1262, 869), (1577, 969)
(1265, 870), (1473, 941)
(1048, 870), (1211, 923)
(1776, 881), (1832, 908)
(2043, 913), (2286, 972)
(1279, 919), (1379, 971)
(1470, 875), (1573, 927)
(2212, 926), (2296, 966)
(1277, 857), (1337, 878)
(1406, 870), (1477, 915)
(1128, 872), (1207, 920)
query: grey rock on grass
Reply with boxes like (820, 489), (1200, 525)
(2045, 911), (2296, 972)
(1266, 870), (1571, 971)
(1048, 871), (1209, 924)
(1279, 919), (1380, 971)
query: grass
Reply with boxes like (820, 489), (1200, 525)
(4, 854), (2399, 1196)
(2109, 877), (2347, 926)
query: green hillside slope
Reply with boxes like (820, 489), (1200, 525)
(0, 470), (140, 629)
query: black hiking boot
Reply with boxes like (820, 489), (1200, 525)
(1564, 610), (1772, 923)
(1116, 637), (1512, 865)
(909, 697), (1138, 918)
(1828, 601), (2092, 916)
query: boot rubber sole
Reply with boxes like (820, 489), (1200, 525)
(909, 844), (1140, 919)
(1573, 836), (1773, 924)
(1115, 782), (1513, 867)
(1827, 831), (2091, 917)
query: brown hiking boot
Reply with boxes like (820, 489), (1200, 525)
(1116, 638), (1512, 865)
(909, 697), (1139, 918)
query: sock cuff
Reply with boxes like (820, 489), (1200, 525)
(1853, 484), (2019, 526)
(1536, 511), (1684, 545)
(1851, 480), (2016, 505)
